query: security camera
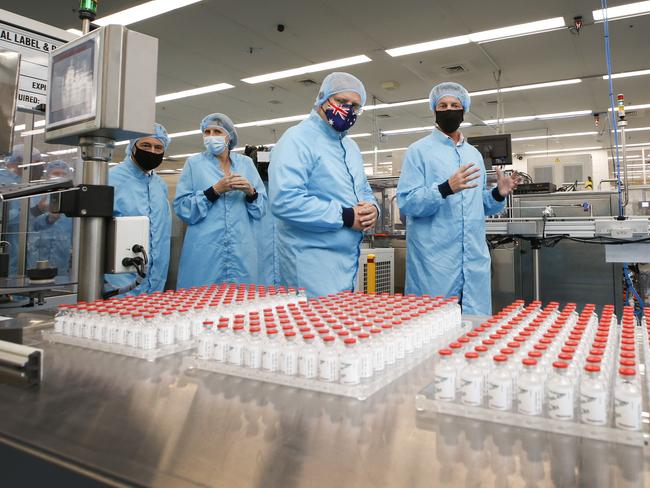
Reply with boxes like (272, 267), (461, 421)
(516, 153), (524, 161)
(277, 24), (285, 32)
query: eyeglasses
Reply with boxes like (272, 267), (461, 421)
(137, 141), (165, 153)
(330, 96), (363, 115)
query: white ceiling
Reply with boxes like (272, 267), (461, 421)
(9, 0), (650, 166)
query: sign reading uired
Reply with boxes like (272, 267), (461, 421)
(0, 23), (64, 109)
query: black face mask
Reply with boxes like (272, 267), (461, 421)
(435, 109), (464, 134)
(133, 146), (164, 171)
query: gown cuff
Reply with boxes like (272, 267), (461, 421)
(204, 186), (220, 202)
(492, 187), (506, 202)
(342, 207), (355, 228)
(438, 180), (453, 199)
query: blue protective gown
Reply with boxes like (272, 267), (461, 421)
(396, 129), (505, 315)
(27, 209), (73, 275)
(269, 110), (378, 297)
(174, 151), (267, 288)
(254, 181), (280, 286)
(104, 157), (172, 295)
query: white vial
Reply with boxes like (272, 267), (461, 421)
(580, 364), (608, 426)
(228, 325), (246, 366)
(391, 320), (407, 360)
(381, 325), (397, 366)
(517, 358), (544, 416)
(370, 329), (386, 372)
(141, 315), (158, 350)
(197, 321), (215, 359)
(244, 327), (263, 369)
(357, 333), (374, 380)
(158, 313), (175, 346)
(262, 330), (281, 372)
(487, 355), (513, 411)
(280, 332), (299, 376)
(433, 349), (456, 401)
(127, 314), (143, 348)
(547, 361), (575, 421)
(340, 338), (361, 385)
(614, 368), (642, 431)
(175, 310), (192, 342)
(459, 351), (484, 406)
(213, 324), (230, 362)
(298, 334), (319, 379)
(318, 336), (340, 382)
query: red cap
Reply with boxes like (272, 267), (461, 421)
(522, 358), (537, 366)
(619, 367), (636, 377)
(439, 349), (452, 356)
(552, 361), (568, 369)
(585, 364), (601, 373)
(344, 338), (357, 345)
(465, 351), (479, 359)
(493, 355), (507, 362)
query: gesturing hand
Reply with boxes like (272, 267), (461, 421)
(496, 168), (522, 197)
(448, 163), (481, 193)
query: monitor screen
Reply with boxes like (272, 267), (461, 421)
(48, 37), (97, 128)
(467, 134), (512, 169)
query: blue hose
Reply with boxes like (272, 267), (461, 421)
(600, 0), (644, 317)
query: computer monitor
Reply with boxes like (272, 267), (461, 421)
(467, 134), (512, 169)
(47, 37), (99, 129)
(45, 25), (158, 146)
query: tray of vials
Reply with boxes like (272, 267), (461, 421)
(183, 292), (466, 400)
(42, 283), (306, 361)
(416, 301), (650, 447)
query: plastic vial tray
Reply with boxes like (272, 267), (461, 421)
(183, 343), (440, 401)
(42, 331), (196, 361)
(415, 382), (649, 448)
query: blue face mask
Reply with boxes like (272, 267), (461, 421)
(324, 102), (358, 132)
(204, 135), (227, 156)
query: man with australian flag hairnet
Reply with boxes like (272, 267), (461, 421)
(270, 72), (379, 297)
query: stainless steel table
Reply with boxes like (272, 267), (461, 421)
(0, 313), (647, 487)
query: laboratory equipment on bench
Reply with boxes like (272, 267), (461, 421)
(44, 8), (158, 301)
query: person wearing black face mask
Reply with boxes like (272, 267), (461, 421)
(396, 82), (521, 316)
(104, 123), (173, 296)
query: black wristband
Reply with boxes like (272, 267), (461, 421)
(342, 207), (355, 228)
(204, 186), (220, 202)
(438, 180), (454, 199)
(492, 187), (506, 202)
(245, 189), (258, 203)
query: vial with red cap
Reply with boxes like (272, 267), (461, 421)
(318, 336), (340, 382)
(614, 368), (641, 431)
(579, 364), (608, 426)
(517, 358), (544, 416)
(434, 349), (457, 401)
(280, 331), (299, 376)
(487, 355), (513, 411)
(547, 361), (575, 421)
(297, 333), (318, 378)
(244, 327), (263, 369)
(340, 338), (361, 385)
(460, 351), (484, 406)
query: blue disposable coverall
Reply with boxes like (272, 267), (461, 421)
(269, 110), (377, 297)
(397, 129), (505, 315)
(174, 151), (266, 288)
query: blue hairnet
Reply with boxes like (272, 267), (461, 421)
(429, 82), (471, 112)
(125, 123), (170, 157)
(46, 159), (72, 176)
(200, 113), (238, 150)
(6, 144), (41, 164)
(315, 72), (367, 108)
